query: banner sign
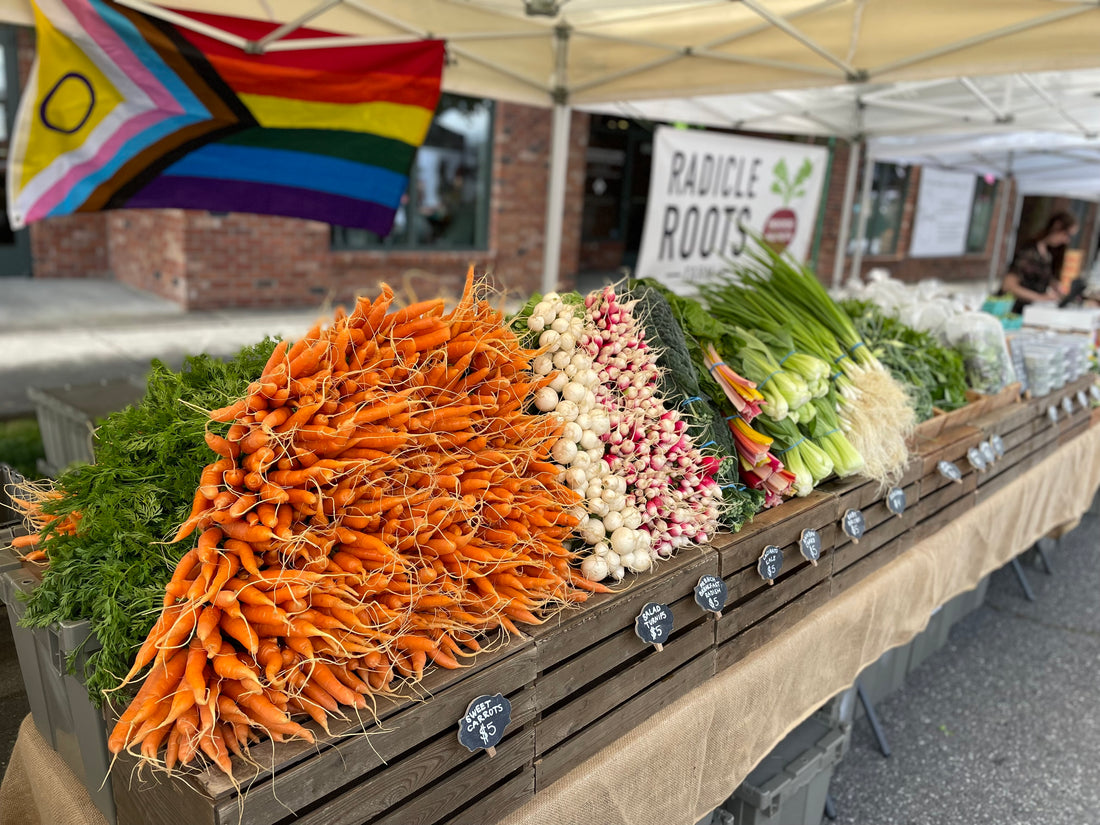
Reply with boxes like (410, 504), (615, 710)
(908, 167), (977, 258)
(636, 126), (828, 294)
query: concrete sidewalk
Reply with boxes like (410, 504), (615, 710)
(0, 279), (325, 418)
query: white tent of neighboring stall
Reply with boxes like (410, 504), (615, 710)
(589, 69), (1100, 284)
(4, 0), (1100, 289)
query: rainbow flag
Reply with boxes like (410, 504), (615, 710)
(8, 0), (445, 233)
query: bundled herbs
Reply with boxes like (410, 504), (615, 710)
(840, 299), (969, 422)
(15, 340), (279, 702)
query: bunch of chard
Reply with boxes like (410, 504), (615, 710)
(583, 287), (722, 558)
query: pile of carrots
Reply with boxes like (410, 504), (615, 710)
(107, 269), (608, 776)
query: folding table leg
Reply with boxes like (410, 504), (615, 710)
(1034, 542), (1054, 576)
(856, 681), (891, 758)
(1010, 557), (1036, 601)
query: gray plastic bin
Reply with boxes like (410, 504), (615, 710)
(907, 604), (950, 675)
(1, 568), (114, 823)
(854, 642), (911, 717)
(28, 378), (144, 477)
(720, 715), (849, 825)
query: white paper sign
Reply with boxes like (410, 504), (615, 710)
(636, 127), (828, 294)
(909, 167), (977, 258)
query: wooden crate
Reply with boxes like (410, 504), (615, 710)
(113, 632), (538, 825)
(970, 396), (1058, 501)
(831, 533), (912, 597)
(529, 549), (717, 790)
(712, 492), (837, 673)
(912, 382), (1021, 441)
(909, 424), (985, 544)
(829, 478), (919, 586)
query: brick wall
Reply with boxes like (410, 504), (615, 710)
(30, 214), (111, 279)
(813, 140), (851, 285)
(108, 211), (187, 303)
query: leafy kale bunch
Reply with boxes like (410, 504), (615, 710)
(629, 278), (764, 530)
(25, 339), (278, 703)
(840, 300), (968, 422)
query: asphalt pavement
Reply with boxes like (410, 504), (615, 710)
(830, 493), (1100, 825)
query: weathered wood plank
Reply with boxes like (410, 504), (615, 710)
(534, 651), (715, 791)
(716, 491), (838, 578)
(831, 534), (912, 596)
(911, 491), (978, 543)
(715, 582), (832, 673)
(371, 727), (535, 825)
(830, 507), (910, 575)
(442, 768), (534, 825)
(717, 554), (831, 644)
(535, 590), (704, 711)
(531, 550), (715, 672)
(535, 622), (713, 755)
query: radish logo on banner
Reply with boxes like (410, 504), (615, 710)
(636, 127), (828, 294)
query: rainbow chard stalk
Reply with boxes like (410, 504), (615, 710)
(727, 415), (795, 505)
(704, 345), (764, 421)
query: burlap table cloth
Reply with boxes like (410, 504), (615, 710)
(3, 426), (1098, 825)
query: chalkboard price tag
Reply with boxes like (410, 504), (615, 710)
(1077, 390), (1089, 409)
(458, 694), (511, 757)
(990, 434), (1005, 459)
(967, 446), (987, 473)
(694, 575), (728, 618)
(841, 509), (866, 543)
(979, 441), (996, 465)
(1048, 405), (1059, 423)
(757, 545), (783, 585)
(937, 460), (963, 483)
(799, 528), (822, 565)
(1091, 384), (1100, 403)
(635, 602), (674, 651)
(1062, 396), (1075, 415)
(886, 486), (907, 518)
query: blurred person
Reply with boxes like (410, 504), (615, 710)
(1002, 210), (1079, 313)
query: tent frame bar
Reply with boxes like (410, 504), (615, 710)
(255, 0), (340, 50)
(958, 77), (1010, 122)
(739, 0), (860, 79)
(1018, 74), (1097, 138)
(115, 0), (249, 48)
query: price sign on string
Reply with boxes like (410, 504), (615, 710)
(458, 694), (511, 757)
(938, 460), (963, 483)
(635, 602), (674, 651)
(841, 509), (866, 543)
(967, 446), (987, 472)
(1077, 390), (1089, 410)
(1048, 405), (1060, 424)
(694, 575), (728, 618)
(799, 528), (822, 565)
(1090, 385), (1100, 403)
(991, 434), (1005, 459)
(886, 487), (907, 518)
(757, 545), (783, 585)
(979, 441), (996, 465)
(1062, 396), (1075, 415)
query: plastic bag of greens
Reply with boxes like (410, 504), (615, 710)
(944, 312), (1016, 394)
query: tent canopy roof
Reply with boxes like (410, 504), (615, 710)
(5, 0), (1100, 108)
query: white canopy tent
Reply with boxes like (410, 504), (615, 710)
(4, 0), (1100, 290)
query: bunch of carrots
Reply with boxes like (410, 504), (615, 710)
(106, 269), (607, 777)
(9, 487), (76, 563)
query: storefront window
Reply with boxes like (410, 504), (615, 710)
(966, 178), (997, 254)
(848, 163), (910, 256)
(332, 94), (493, 251)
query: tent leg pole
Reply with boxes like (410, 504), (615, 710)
(541, 102), (571, 296)
(848, 147), (875, 284)
(832, 137), (861, 287)
(987, 174), (1013, 293)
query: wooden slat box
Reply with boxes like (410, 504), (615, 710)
(829, 477), (920, 588)
(910, 425), (985, 544)
(529, 549), (717, 790)
(713, 491), (838, 674)
(972, 397), (1060, 502)
(113, 632), (538, 825)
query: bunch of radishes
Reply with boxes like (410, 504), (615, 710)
(522, 292), (651, 581)
(583, 287), (722, 559)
